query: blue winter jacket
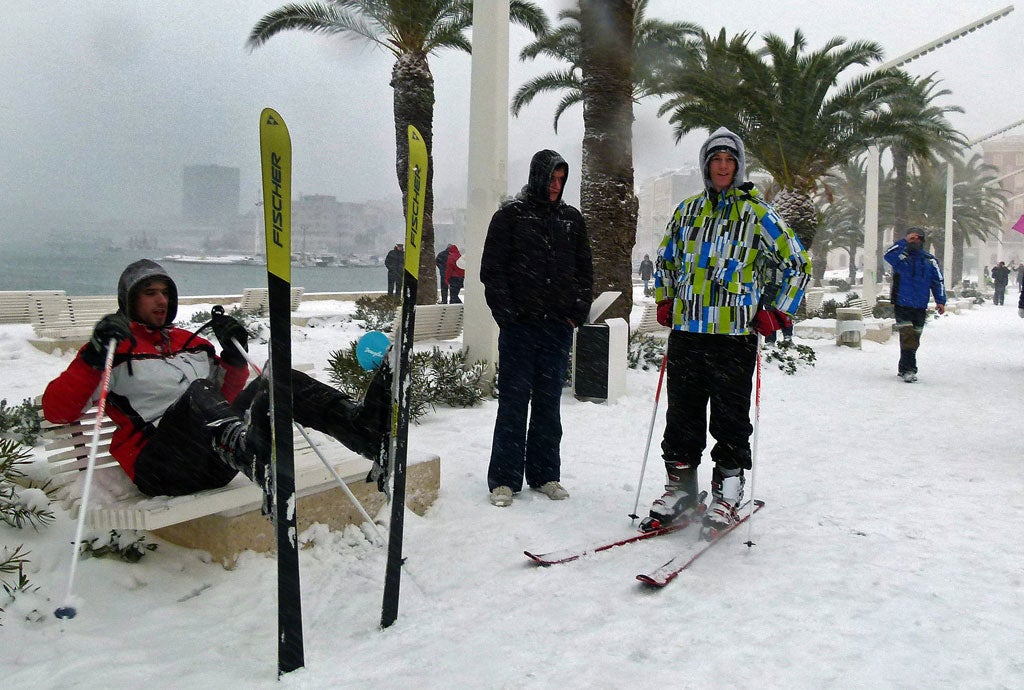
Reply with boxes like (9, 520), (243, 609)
(884, 239), (946, 309)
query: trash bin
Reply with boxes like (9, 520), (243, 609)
(572, 317), (627, 402)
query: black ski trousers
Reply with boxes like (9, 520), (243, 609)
(487, 321), (573, 492)
(894, 305), (927, 374)
(133, 370), (367, 497)
(661, 330), (756, 473)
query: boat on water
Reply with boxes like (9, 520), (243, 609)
(162, 254), (263, 265)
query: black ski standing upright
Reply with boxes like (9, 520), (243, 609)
(381, 125), (427, 629)
(260, 107), (304, 675)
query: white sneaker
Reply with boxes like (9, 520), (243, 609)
(532, 481), (569, 500)
(489, 486), (513, 507)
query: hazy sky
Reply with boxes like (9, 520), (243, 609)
(5, 1), (1021, 236)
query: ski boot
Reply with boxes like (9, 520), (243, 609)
(641, 465), (701, 532)
(701, 466), (745, 539)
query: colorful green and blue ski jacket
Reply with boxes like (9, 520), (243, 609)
(654, 185), (812, 335)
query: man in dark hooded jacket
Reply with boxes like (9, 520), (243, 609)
(43, 259), (391, 504)
(480, 149), (593, 507)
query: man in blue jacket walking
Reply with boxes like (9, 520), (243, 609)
(884, 228), (947, 382)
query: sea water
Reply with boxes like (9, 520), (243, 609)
(2, 244), (389, 297)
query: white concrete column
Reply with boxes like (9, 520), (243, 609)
(863, 146), (880, 304)
(944, 161), (955, 281)
(463, 0), (509, 374)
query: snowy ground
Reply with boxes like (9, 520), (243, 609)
(2, 298), (1023, 689)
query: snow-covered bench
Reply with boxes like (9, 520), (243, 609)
(239, 287), (305, 314)
(39, 397), (440, 566)
(0, 290), (67, 324)
(28, 294), (121, 353)
(635, 301), (669, 337)
(412, 303), (464, 342)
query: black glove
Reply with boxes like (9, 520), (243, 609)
(211, 310), (249, 366)
(81, 313), (133, 369)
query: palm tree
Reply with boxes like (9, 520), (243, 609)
(816, 160), (869, 286)
(247, 1), (549, 304)
(874, 73), (966, 235)
(511, 0), (699, 131)
(903, 153), (1006, 285)
(656, 29), (906, 249)
(512, 0), (700, 320)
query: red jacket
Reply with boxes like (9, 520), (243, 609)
(445, 245), (465, 282)
(42, 322), (248, 480)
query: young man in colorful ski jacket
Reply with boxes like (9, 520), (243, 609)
(480, 149), (593, 507)
(883, 228), (946, 382)
(43, 259), (390, 502)
(650, 127), (811, 531)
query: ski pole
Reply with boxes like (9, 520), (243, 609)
(629, 350), (669, 523)
(229, 337), (386, 545)
(744, 334), (763, 548)
(54, 337), (117, 620)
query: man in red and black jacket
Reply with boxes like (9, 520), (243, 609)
(43, 259), (390, 500)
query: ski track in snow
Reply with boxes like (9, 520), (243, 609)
(2, 301), (1023, 689)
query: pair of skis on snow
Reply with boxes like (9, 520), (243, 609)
(258, 111), (426, 674)
(524, 500), (766, 588)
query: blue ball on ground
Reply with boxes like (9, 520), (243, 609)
(356, 331), (391, 371)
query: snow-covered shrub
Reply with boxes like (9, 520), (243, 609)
(327, 344), (487, 423)
(353, 295), (399, 332)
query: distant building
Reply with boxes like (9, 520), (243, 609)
(981, 135), (1024, 270)
(182, 165), (240, 225)
(635, 167), (704, 264)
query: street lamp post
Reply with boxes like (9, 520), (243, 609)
(861, 5), (1014, 304)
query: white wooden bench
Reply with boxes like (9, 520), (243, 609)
(847, 298), (875, 320)
(40, 400), (440, 566)
(635, 301), (669, 337)
(28, 295), (121, 353)
(801, 289), (825, 316)
(412, 303), (464, 342)
(0, 290), (67, 324)
(239, 287), (305, 314)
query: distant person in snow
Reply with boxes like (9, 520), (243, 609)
(991, 261), (1010, 305)
(385, 243), (404, 297)
(650, 127), (811, 534)
(480, 149), (593, 508)
(445, 244), (465, 304)
(639, 254), (654, 296)
(884, 228), (947, 383)
(42, 259), (391, 506)
(436, 245), (451, 303)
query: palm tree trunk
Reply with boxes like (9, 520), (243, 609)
(579, 0), (637, 323)
(391, 52), (436, 305)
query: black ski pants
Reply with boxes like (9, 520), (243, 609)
(894, 305), (927, 374)
(133, 370), (373, 497)
(661, 330), (756, 473)
(487, 321), (573, 492)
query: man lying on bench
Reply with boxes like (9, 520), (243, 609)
(42, 258), (391, 512)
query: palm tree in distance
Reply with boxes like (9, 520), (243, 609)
(904, 153), (1006, 285)
(875, 72), (966, 235)
(656, 29), (907, 250)
(247, 1), (549, 304)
